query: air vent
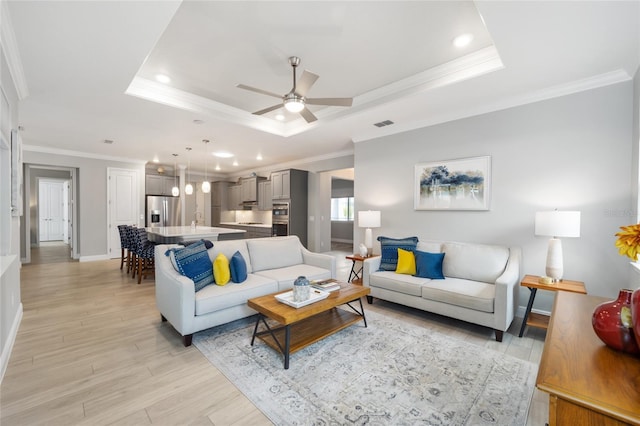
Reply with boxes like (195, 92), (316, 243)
(373, 120), (394, 128)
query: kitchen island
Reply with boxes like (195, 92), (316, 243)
(145, 226), (245, 244)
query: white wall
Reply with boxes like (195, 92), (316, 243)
(355, 82), (634, 313)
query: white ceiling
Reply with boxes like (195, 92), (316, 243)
(4, 1), (639, 178)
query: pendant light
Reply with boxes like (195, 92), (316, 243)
(185, 147), (194, 195)
(171, 153), (180, 196)
(201, 139), (211, 194)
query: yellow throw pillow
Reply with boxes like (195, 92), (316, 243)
(395, 248), (416, 275)
(213, 252), (230, 285)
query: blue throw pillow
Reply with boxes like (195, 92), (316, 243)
(230, 250), (248, 283)
(164, 240), (214, 292)
(179, 239), (213, 249)
(414, 250), (445, 279)
(377, 236), (419, 271)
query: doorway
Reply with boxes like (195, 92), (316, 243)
(23, 165), (78, 264)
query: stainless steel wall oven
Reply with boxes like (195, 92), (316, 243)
(272, 202), (289, 236)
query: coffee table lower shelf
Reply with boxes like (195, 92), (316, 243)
(251, 307), (364, 368)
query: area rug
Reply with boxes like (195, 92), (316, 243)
(193, 309), (537, 425)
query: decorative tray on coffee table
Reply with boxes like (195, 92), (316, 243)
(275, 288), (330, 308)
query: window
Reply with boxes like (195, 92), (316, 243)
(331, 197), (354, 221)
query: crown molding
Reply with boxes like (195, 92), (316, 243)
(352, 69), (632, 143)
(23, 144), (147, 165)
(125, 46), (503, 138)
(0, 1), (29, 99)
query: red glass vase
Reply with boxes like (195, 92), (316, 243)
(592, 289), (640, 355)
(632, 288), (640, 350)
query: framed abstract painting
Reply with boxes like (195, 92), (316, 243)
(414, 156), (491, 211)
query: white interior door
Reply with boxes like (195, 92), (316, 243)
(108, 168), (139, 259)
(38, 180), (65, 241)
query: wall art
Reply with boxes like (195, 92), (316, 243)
(414, 156), (491, 210)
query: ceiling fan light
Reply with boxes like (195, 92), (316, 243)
(284, 98), (305, 113)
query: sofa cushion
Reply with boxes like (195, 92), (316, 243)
(213, 253), (230, 285)
(421, 277), (495, 313)
(164, 240), (214, 292)
(414, 251), (445, 279)
(195, 274), (278, 315)
(395, 248), (416, 275)
(377, 236), (419, 271)
(255, 264), (331, 290)
(369, 271), (427, 297)
(248, 237), (303, 272)
(442, 242), (509, 283)
(230, 251), (248, 283)
(208, 240), (253, 274)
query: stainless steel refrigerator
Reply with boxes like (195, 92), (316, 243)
(146, 195), (181, 227)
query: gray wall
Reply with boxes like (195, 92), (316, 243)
(22, 151), (145, 259)
(355, 82), (634, 313)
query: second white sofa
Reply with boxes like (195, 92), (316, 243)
(363, 239), (521, 342)
(155, 235), (336, 346)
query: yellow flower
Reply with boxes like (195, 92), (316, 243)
(615, 224), (640, 260)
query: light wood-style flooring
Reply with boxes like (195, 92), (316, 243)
(1, 244), (548, 425)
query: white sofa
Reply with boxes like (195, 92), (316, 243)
(155, 235), (335, 346)
(363, 240), (521, 342)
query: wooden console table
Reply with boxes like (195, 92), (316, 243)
(536, 292), (640, 425)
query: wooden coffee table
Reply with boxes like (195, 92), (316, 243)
(247, 282), (370, 369)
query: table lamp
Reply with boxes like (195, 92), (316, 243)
(359, 210), (381, 256)
(535, 210), (581, 282)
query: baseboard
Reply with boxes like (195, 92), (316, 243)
(79, 254), (111, 262)
(516, 305), (551, 319)
(0, 302), (23, 384)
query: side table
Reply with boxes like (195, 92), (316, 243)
(345, 254), (378, 284)
(518, 274), (586, 337)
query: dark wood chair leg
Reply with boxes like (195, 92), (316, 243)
(120, 248), (125, 270)
(495, 330), (504, 342)
(366, 295), (373, 304)
(183, 334), (193, 347)
(137, 259), (143, 284)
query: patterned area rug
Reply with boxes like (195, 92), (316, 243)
(193, 309), (537, 425)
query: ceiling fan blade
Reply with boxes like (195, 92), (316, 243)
(236, 84), (282, 99)
(253, 104), (283, 115)
(306, 97), (353, 107)
(299, 107), (318, 123)
(295, 70), (319, 97)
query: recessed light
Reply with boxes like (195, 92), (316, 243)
(233, 160), (239, 166)
(215, 165), (221, 171)
(213, 151), (233, 158)
(155, 74), (171, 84)
(152, 156), (159, 163)
(256, 154), (263, 161)
(453, 33), (473, 48)
(275, 114), (285, 121)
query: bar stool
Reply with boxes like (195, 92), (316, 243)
(131, 228), (156, 284)
(117, 225), (132, 271)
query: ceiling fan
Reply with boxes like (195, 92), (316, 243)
(236, 56), (353, 123)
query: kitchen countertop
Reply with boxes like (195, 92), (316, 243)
(219, 222), (272, 229)
(146, 226), (246, 243)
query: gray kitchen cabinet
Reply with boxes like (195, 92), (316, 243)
(271, 170), (291, 199)
(146, 175), (178, 195)
(258, 180), (272, 211)
(228, 185), (241, 209)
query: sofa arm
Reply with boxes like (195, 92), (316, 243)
(154, 245), (197, 336)
(362, 256), (382, 287)
(301, 248), (336, 278)
(493, 246), (522, 331)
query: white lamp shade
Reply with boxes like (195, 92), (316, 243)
(284, 98), (305, 113)
(171, 186), (179, 197)
(535, 211), (580, 238)
(358, 211), (381, 228)
(185, 183), (194, 195)
(201, 181), (211, 193)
